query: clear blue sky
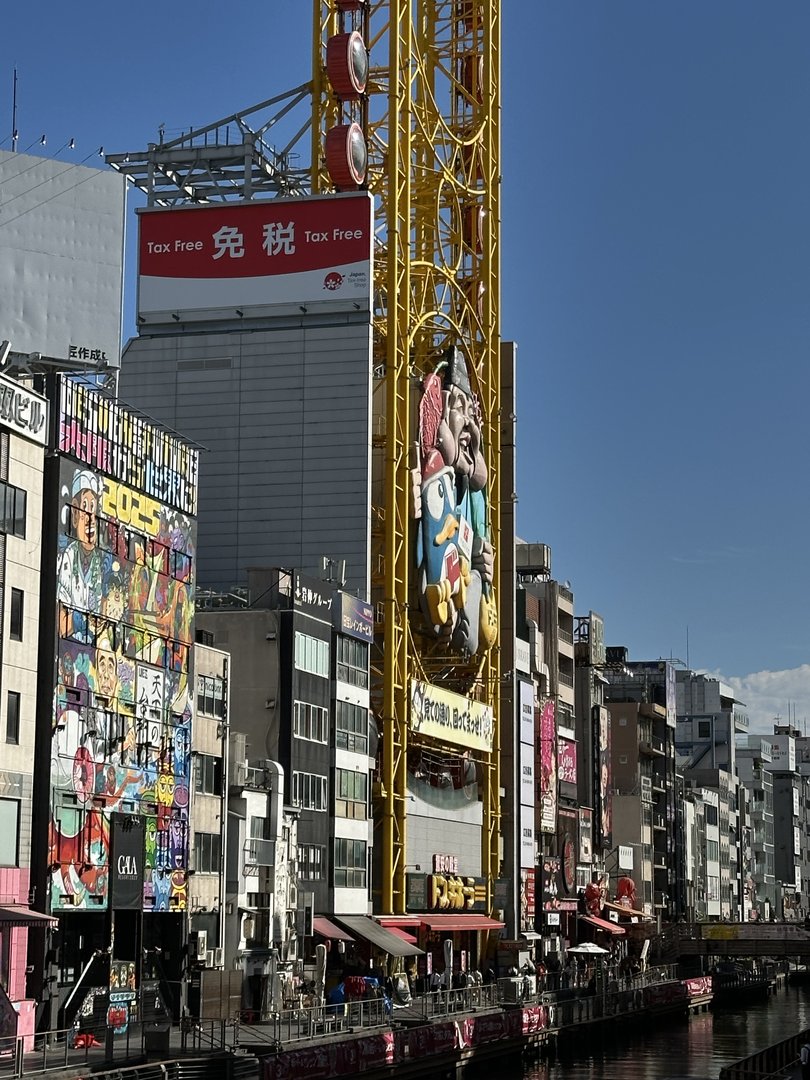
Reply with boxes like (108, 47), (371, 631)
(3, 2), (808, 730)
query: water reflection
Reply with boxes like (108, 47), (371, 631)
(523, 986), (810, 1080)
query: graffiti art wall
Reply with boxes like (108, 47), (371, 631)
(49, 385), (198, 913)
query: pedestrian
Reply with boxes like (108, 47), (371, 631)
(800, 1037), (810, 1080)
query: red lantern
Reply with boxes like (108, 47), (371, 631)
(326, 123), (367, 189)
(326, 31), (368, 98)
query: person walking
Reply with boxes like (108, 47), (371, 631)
(800, 1037), (810, 1080)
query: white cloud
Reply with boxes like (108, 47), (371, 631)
(709, 665), (810, 738)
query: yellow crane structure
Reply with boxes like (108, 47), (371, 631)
(311, 0), (502, 915)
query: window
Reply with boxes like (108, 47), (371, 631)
(196, 675), (225, 717)
(194, 754), (223, 795)
(9, 589), (22, 641)
(335, 700), (368, 754)
(705, 805), (718, 827)
(294, 632), (329, 677)
(293, 700), (328, 744)
(334, 838), (367, 889)
(698, 721), (711, 739)
(0, 801), (19, 866)
(193, 832), (221, 874)
(291, 771), (327, 811)
(335, 768), (368, 819)
(298, 844), (326, 881)
(0, 483), (26, 539)
(5, 692), (19, 745)
(336, 636), (369, 688)
(706, 839), (720, 862)
(250, 816), (270, 840)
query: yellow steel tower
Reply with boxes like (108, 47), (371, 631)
(312, 0), (501, 915)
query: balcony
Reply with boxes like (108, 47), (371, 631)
(638, 734), (665, 756)
(652, 813), (666, 831)
(243, 838), (276, 867)
(558, 671), (574, 688)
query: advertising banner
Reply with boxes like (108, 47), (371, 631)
(519, 679), (534, 745)
(558, 737), (577, 786)
(520, 805), (535, 869)
(538, 699), (557, 833)
(557, 808), (578, 897)
(137, 193), (373, 321)
(520, 742), (534, 807)
(519, 869), (536, 933)
(110, 814), (145, 910)
(410, 679), (493, 753)
(292, 571), (334, 622)
(334, 592), (374, 644)
(579, 808), (593, 864)
(595, 705), (612, 851)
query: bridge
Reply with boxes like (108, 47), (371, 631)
(660, 922), (810, 959)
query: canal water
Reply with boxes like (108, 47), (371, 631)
(523, 984), (810, 1079)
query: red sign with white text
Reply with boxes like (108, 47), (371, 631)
(137, 192), (372, 320)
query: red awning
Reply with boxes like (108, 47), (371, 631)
(579, 915), (626, 937)
(0, 906), (58, 928)
(420, 915), (504, 932)
(313, 916), (354, 941)
(603, 901), (654, 921)
(385, 925), (419, 945)
(377, 916), (423, 928)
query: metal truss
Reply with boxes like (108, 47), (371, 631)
(312, 0), (502, 915)
(106, 86), (315, 205)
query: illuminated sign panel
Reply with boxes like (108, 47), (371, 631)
(410, 679), (493, 753)
(137, 193), (373, 322)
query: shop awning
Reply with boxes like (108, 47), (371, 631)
(385, 926), (419, 945)
(0, 906), (58, 928)
(603, 901), (654, 921)
(377, 916), (423, 928)
(521, 931), (542, 941)
(313, 916), (354, 941)
(420, 915), (505, 932)
(579, 915), (625, 936)
(335, 915), (424, 957)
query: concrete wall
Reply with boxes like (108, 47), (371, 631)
(120, 317), (372, 594)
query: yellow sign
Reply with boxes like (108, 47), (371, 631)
(410, 679), (493, 753)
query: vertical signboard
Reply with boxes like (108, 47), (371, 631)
(594, 705), (612, 851)
(538, 699), (557, 833)
(110, 814), (145, 910)
(579, 808), (593, 864)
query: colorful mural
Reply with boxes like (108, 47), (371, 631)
(413, 345), (496, 656)
(50, 453), (196, 914)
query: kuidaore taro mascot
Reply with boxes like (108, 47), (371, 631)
(413, 345), (497, 656)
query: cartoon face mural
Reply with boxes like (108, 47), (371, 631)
(413, 346), (497, 656)
(50, 456), (196, 914)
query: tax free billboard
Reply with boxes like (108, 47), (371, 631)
(137, 192), (373, 323)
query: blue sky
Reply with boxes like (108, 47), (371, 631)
(2, 3), (808, 732)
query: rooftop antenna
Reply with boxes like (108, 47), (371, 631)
(685, 625), (689, 670)
(11, 67), (18, 152)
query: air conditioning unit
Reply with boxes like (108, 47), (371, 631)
(213, 947), (224, 968)
(194, 930), (208, 960)
(204, 950), (214, 968)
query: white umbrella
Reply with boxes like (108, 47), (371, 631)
(566, 942), (609, 955)
(443, 938), (454, 988)
(314, 943), (327, 1009)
